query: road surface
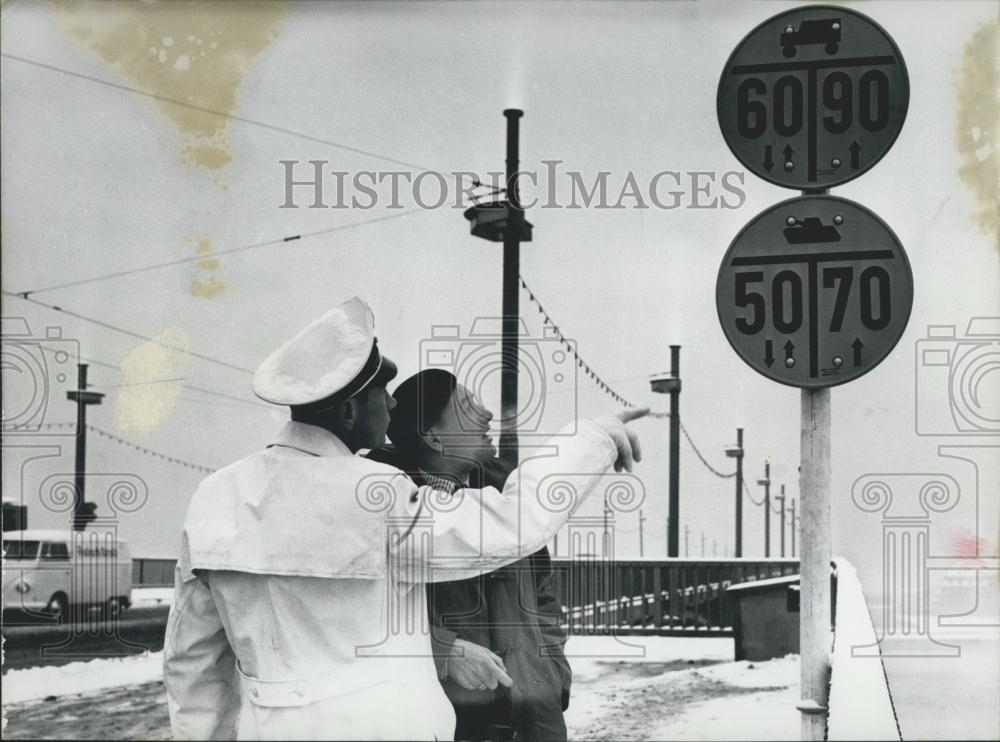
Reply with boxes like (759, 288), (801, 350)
(2, 605), (169, 672)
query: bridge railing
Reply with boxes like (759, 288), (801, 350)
(550, 557), (799, 636)
(134, 555), (801, 636)
(132, 558), (176, 587)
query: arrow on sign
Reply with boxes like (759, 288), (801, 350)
(849, 140), (861, 169)
(764, 145), (774, 172)
(851, 337), (864, 366)
(764, 340), (775, 367)
(782, 144), (794, 166)
(783, 339), (795, 365)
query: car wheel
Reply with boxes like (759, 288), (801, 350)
(105, 597), (126, 619)
(47, 593), (69, 623)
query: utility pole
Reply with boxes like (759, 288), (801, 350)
(67, 364), (104, 531)
(603, 501), (612, 554)
(684, 524), (690, 557)
(713, 539), (718, 557)
(638, 509), (646, 557)
(463, 109), (533, 469)
(790, 497), (797, 557)
(776, 484), (787, 557)
(665, 516), (669, 557)
(499, 109), (524, 468)
(553, 532), (559, 557)
(758, 458), (771, 557)
(701, 531), (706, 557)
(650, 346), (681, 556)
(726, 428), (745, 557)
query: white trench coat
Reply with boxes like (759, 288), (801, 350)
(163, 420), (616, 740)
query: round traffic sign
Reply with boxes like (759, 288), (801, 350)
(717, 5), (909, 190)
(716, 195), (913, 389)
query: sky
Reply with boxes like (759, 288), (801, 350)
(2, 0), (997, 620)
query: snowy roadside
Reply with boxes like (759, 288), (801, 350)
(564, 636), (799, 741)
(130, 587), (173, 607)
(2, 635), (800, 740)
(2, 652), (164, 705)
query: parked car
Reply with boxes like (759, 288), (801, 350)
(2, 529), (132, 620)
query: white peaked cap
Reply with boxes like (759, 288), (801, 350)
(253, 297), (380, 406)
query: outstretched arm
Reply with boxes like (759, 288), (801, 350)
(386, 410), (648, 583)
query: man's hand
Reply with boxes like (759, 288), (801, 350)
(445, 638), (514, 691)
(593, 407), (649, 472)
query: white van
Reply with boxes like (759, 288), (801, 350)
(2, 529), (132, 619)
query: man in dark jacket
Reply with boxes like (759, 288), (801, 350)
(368, 369), (571, 742)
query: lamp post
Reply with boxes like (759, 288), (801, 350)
(725, 428), (745, 557)
(462, 109), (533, 468)
(650, 345), (681, 557)
(757, 458), (771, 557)
(638, 509), (646, 557)
(790, 497), (797, 558)
(775, 484), (787, 557)
(67, 364), (104, 531)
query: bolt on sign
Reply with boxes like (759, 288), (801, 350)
(716, 195), (913, 389)
(717, 4), (909, 190)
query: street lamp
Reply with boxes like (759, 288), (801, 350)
(725, 427), (744, 557)
(461, 109), (534, 468)
(650, 345), (681, 557)
(775, 484), (787, 557)
(756, 458), (771, 557)
(67, 364), (104, 530)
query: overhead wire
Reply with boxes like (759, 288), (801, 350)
(30, 422), (217, 472)
(13, 209), (425, 297)
(1, 53), (452, 176)
(519, 275), (743, 483)
(743, 479), (766, 507)
(34, 341), (272, 411)
(4, 291), (254, 374)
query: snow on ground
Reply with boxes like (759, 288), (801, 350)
(2, 651), (164, 705)
(648, 656), (800, 741)
(564, 636), (799, 741)
(2, 636), (800, 740)
(130, 587), (173, 606)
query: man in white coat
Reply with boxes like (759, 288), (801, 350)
(163, 297), (647, 741)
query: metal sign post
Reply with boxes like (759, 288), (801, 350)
(716, 6), (910, 739)
(798, 385), (831, 738)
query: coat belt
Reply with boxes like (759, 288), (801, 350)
(236, 663), (389, 708)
